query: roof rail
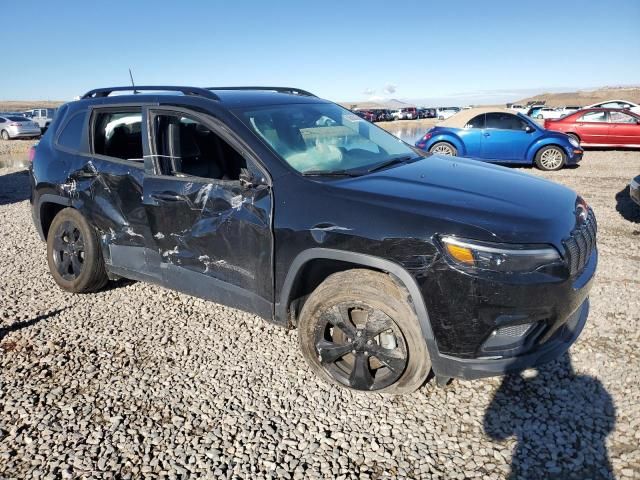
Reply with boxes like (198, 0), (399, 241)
(81, 86), (220, 101)
(206, 86), (317, 97)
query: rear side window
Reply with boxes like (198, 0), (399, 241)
(93, 110), (143, 161)
(465, 114), (485, 129)
(580, 111), (607, 123)
(485, 113), (527, 130)
(57, 111), (87, 151)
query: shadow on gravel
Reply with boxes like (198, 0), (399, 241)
(0, 169), (30, 206)
(615, 186), (640, 223)
(0, 308), (67, 343)
(483, 354), (615, 480)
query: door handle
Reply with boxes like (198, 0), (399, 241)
(483, 132), (491, 137)
(150, 192), (186, 202)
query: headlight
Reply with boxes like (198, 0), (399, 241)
(568, 136), (580, 148)
(440, 236), (561, 273)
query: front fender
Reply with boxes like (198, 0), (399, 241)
(424, 134), (466, 156)
(525, 135), (572, 162)
(276, 247), (439, 357)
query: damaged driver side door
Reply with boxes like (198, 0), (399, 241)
(141, 107), (274, 319)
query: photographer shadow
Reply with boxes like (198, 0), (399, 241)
(483, 354), (615, 480)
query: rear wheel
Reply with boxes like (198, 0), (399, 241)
(46, 208), (108, 293)
(1, 130), (9, 140)
(536, 114), (543, 119)
(535, 145), (566, 171)
(429, 142), (457, 156)
(298, 269), (431, 394)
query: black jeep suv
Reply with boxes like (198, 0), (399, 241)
(30, 86), (597, 394)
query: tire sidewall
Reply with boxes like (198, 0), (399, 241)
(535, 145), (566, 171)
(298, 272), (431, 394)
(46, 208), (104, 292)
(1, 130), (9, 140)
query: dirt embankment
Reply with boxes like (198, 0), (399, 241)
(517, 86), (640, 107)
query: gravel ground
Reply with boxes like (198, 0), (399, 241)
(0, 139), (37, 157)
(1, 151), (639, 479)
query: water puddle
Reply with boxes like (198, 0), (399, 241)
(384, 125), (429, 144)
(0, 154), (29, 170)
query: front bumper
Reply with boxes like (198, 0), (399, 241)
(423, 247), (597, 380)
(431, 298), (589, 379)
(566, 147), (583, 164)
(630, 178), (640, 206)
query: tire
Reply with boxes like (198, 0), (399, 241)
(567, 133), (580, 145)
(298, 269), (431, 394)
(1, 130), (9, 140)
(46, 208), (108, 293)
(536, 114), (543, 119)
(429, 141), (457, 156)
(535, 145), (566, 171)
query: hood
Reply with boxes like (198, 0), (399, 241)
(331, 155), (580, 247)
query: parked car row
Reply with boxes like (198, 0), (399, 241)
(352, 106), (442, 122)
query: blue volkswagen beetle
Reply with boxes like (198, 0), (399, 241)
(415, 108), (583, 171)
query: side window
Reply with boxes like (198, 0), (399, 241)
(579, 111), (607, 123)
(464, 114), (485, 129)
(152, 113), (247, 180)
(485, 113), (527, 130)
(93, 109), (143, 161)
(0, 118), (5, 124)
(609, 111), (637, 124)
(57, 111), (87, 151)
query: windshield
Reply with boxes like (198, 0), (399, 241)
(236, 103), (416, 174)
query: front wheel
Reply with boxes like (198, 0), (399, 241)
(536, 114), (543, 119)
(535, 145), (566, 171)
(429, 141), (457, 156)
(46, 208), (108, 293)
(298, 269), (431, 394)
(1, 130), (9, 140)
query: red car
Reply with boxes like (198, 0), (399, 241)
(544, 108), (640, 147)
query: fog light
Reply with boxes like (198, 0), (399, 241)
(481, 322), (536, 352)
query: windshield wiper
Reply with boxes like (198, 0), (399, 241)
(365, 155), (416, 173)
(301, 169), (361, 177)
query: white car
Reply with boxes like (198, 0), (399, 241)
(585, 99), (640, 115)
(509, 104), (529, 114)
(436, 107), (460, 120)
(534, 107), (567, 120)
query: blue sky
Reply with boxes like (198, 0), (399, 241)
(3, 0), (639, 103)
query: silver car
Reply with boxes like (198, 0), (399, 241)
(0, 115), (41, 140)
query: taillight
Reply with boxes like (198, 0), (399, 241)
(422, 132), (433, 141)
(9, 122), (19, 127)
(28, 146), (36, 163)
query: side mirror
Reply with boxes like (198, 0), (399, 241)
(525, 125), (535, 133)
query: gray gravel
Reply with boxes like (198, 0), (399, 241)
(1, 151), (639, 479)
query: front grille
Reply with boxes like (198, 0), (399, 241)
(563, 209), (597, 276)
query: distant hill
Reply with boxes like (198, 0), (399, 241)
(0, 100), (63, 113)
(516, 86), (640, 107)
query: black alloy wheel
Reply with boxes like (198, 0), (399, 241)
(52, 220), (85, 281)
(315, 303), (408, 390)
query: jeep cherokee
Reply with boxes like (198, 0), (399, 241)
(30, 86), (597, 394)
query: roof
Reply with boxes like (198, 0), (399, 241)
(437, 107), (515, 128)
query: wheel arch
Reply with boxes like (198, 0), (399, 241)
(37, 194), (71, 240)
(526, 139), (568, 163)
(277, 248), (437, 347)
